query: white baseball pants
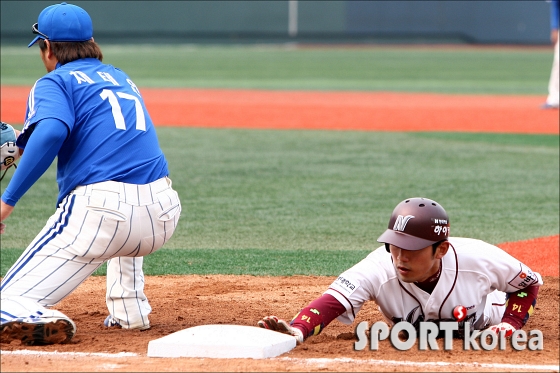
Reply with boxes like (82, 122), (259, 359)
(1, 177), (181, 329)
(546, 39), (560, 107)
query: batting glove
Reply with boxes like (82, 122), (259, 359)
(257, 316), (304, 344)
(488, 322), (516, 338)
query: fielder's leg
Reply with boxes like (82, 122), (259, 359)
(0, 297), (76, 345)
(105, 256), (151, 330)
(0, 195), (104, 344)
(546, 39), (560, 107)
(103, 177), (181, 330)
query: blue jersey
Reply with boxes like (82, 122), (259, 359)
(18, 58), (168, 204)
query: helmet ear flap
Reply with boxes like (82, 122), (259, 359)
(385, 243), (390, 253)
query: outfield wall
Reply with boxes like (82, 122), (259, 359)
(0, 0), (552, 45)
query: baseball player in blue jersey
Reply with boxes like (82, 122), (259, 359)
(1, 2), (181, 345)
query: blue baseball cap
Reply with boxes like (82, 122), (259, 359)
(28, 2), (93, 47)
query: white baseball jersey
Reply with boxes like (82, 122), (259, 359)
(325, 237), (542, 332)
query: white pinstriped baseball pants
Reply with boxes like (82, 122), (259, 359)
(1, 177), (181, 330)
(546, 38), (559, 106)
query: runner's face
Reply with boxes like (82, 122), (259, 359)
(389, 244), (440, 283)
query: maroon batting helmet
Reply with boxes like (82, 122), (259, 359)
(377, 197), (450, 251)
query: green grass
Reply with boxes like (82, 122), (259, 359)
(0, 44), (553, 94)
(1, 44), (558, 277)
(0, 248), (373, 277)
(1, 129), (558, 276)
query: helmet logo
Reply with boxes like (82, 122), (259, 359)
(393, 215), (415, 232)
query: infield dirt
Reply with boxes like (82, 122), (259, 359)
(0, 274), (558, 372)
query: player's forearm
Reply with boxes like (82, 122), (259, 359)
(1, 119), (66, 206)
(289, 294), (346, 340)
(501, 284), (539, 330)
(0, 200), (15, 222)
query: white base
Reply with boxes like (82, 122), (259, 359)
(147, 324), (297, 359)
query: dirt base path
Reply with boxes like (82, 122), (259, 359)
(1, 240), (558, 372)
(1, 275), (559, 372)
(1, 87), (558, 134)
(498, 235), (559, 277)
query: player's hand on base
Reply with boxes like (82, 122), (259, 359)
(488, 322), (516, 338)
(257, 316), (304, 344)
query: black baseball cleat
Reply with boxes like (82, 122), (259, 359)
(0, 317), (76, 345)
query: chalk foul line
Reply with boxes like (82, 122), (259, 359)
(0, 349), (137, 358)
(277, 357), (559, 372)
(1, 350), (558, 372)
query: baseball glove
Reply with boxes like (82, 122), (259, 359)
(1, 122), (21, 180)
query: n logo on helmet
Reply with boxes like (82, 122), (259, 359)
(393, 215), (415, 232)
